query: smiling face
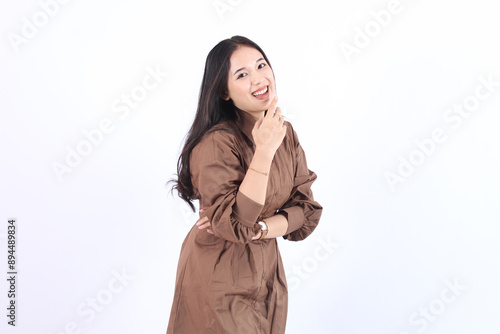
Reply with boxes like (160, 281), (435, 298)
(224, 45), (275, 119)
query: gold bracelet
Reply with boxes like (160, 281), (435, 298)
(248, 167), (268, 176)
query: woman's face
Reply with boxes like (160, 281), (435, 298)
(225, 45), (275, 118)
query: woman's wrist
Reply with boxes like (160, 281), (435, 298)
(259, 214), (288, 239)
(249, 148), (273, 176)
(252, 228), (263, 240)
(254, 146), (275, 162)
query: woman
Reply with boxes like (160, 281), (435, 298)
(167, 35), (322, 334)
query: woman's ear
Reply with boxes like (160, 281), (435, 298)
(221, 92), (230, 101)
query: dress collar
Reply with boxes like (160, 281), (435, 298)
(235, 107), (259, 143)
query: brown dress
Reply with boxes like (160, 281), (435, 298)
(166, 111), (323, 334)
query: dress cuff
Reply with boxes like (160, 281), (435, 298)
(232, 191), (264, 227)
(281, 206), (305, 234)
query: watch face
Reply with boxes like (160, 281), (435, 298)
(259, 221), (268, 230)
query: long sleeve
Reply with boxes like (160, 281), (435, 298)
(279, 125), (323, 241)
(190, 130), (262, 244)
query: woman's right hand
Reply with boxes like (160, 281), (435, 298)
(252, 96), (287, 157)
(196, 209), (213, 234)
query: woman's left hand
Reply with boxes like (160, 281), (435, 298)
(196, 209), (213, 234)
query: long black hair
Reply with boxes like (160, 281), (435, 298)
(169, 35), (274, 211)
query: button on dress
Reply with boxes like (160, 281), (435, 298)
(166, 110), (323, 334)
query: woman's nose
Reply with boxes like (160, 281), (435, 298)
(251, 73), (264, 86)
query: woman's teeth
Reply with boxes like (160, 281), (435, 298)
(252, 86), (268, 96)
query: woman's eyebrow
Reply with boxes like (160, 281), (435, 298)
(233, 57), (265, 76)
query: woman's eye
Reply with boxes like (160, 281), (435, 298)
(237, 73), (247, 79)
(258, 63), (266, 69)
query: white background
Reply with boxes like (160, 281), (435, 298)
(1, 0), (499, 333)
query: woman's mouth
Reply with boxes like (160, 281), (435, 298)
(252, 86), (270, 100)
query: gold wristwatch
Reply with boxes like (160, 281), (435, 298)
(257, 221), (268, 240)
